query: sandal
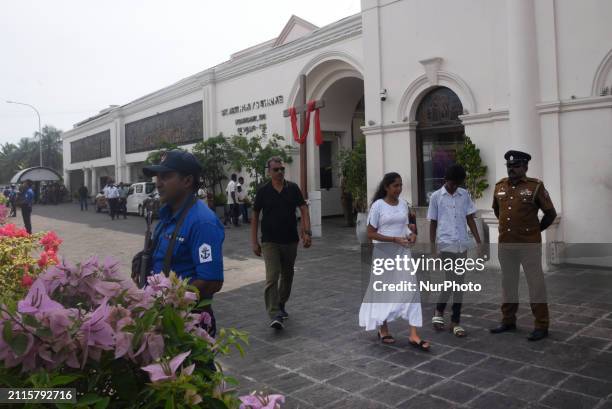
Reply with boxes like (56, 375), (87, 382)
(378, 331), (396, 344)
(451, 325), (467, 338)
(432, 315), (444, 331)
(409, 339), (431, 352)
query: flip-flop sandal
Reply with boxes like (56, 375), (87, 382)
(409, 339), (431, 352)
(452, 325), (467, 337)
(432, 316), (445, 331)
(378, 331), (396, 344)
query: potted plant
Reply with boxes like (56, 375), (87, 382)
(214, 192), (227, 219)
(337, 138), (368, 243)
(456, 135), (489, 242)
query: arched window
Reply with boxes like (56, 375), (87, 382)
(415, 87), (465, 205)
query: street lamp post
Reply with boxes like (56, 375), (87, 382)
(6, 100), (43, 167)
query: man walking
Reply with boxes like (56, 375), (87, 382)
(78, 184), (89, 211)
(118, 182), (129, 219)
(251, 156), (312, 329)
(19, 180), (34, 234)
(9, 186), (17, 217)
(226, 174), (239, 226)
(142, 150), (224, 336)
(105, 181), (120, 220)
(490, 150), (557, 341)
(428, 164), (482, 338)
(237, 176), (250, 224)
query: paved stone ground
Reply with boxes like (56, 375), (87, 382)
(13, 203), (612, 408)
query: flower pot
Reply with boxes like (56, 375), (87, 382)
(355, 212), (369, 244)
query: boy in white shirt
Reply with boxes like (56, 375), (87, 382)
(427, 164), (482, 337)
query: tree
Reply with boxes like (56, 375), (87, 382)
(229, 133), (293, 198)
(192, 135), (235, 196)
(456, 136), (489, 200)
(144, 142), (183, 165)
(337, 137), (367, 213)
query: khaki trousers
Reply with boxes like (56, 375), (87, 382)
(262, 242), (298, 319)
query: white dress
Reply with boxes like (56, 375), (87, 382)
(358, 198), (423, 331)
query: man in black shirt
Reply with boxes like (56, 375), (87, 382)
(251, 156), (312, 329)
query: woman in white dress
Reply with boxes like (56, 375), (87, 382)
(358, 172), (430, 351)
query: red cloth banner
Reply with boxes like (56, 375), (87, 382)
(289, 100), (323, 146)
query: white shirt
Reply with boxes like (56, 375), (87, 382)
(427, 186), (477, 252)
(368, 198), (412, 244)
(226, 180), (237, 204)
(106, 186), (120, 199)
(236, 183), (247, 203)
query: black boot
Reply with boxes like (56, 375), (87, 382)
(490, 323), (517, 334)
(527, 329), (548, 341)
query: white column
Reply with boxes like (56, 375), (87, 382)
(506, 0), (542, 178)
(83, 168), (90, 192)
(124, 165), (132, 184)
(91, 167), (98, 194)
(63, 170), (71, 193)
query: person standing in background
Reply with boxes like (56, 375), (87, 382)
(118, 182), (129, 219)
(19, 180), (34, 234)
(238, 176), (250, 224)
(78, 184), (89, 211)
(226, 174), (239, 227)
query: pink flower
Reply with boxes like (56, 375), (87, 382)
(37, 252), (49, 268)
(18, 280), (64, 315)
(78, 302), (115, 367)
(239, 394), (285, 409)
(141, 350), (191, 383)
(40, 231), (62, 252)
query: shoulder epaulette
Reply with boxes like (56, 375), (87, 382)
(495, 178), (508, 185)
(526, 177), (542, 184)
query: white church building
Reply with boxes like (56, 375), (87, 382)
(62, 0), (612, 254)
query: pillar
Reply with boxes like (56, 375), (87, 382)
(63, 170), (71, 193)
(83, 168), (91, 192)
(506, 0), (542, 178)
(124, 165), (132, 184)
(91, 167), (98, 194)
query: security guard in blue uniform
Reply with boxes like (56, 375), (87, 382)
(490, 150), (557, 341)
(143, 150), (224, 336)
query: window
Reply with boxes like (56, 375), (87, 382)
(135, 184), (143, 194)
(319, 141), (333, 189)
(145, 183), (155, 194)
(128, 187), (134, 195)
(415, 87), (465, 206)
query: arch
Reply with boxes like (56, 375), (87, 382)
(591, 48), (612, 96)
(396, 71), (477, 122)
(286, 50), (364, 108)
(10, 167), (62, 184)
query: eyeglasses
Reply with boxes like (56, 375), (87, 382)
(271, 167), (285, 173)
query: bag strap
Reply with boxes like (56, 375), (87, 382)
(163, 195), (197, 276)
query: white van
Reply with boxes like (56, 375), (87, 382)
(126, 182), (156, 216)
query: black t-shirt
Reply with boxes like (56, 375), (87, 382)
(254, 181), (306, 243)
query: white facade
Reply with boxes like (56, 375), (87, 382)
(62, 1), (612, 248)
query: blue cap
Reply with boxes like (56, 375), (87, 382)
(142, 149), (202, 177)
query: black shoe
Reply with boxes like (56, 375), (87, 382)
(279, 303), (288, 320)
(490, 323), (517, 334)
(527, 329), (548, 341)
(269, 316), (284, 330)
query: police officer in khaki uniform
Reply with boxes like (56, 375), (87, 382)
(490, 150), (557, 341)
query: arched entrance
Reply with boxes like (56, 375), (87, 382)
(288, 56), (364, 217)
(415, 86), (465, 206)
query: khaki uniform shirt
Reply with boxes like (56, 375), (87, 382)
(492, 176), (555, 243)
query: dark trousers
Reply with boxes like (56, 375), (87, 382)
(498, 245), (549, 330)
(118, 198), (127, 218)
(240, 203), (249, 223)
(436, 251), (466, 324)
(10, 201), (16, 217)
(79, 197), (88, 211)
(230, 203), (240, 226)
(108, 198), (119, 219)
(21, 205), (32, 234)
(262, 242), (298, 319)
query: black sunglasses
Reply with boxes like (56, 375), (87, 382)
(270, 167), (285, 173)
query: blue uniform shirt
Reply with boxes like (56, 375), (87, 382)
(24, 188), (34, 207)
(152, 197), (224, 282)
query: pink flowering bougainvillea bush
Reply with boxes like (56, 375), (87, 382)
(0, 256), (284, 409)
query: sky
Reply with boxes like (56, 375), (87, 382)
(0, 0), (361, 145)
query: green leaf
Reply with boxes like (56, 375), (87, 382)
(8, 333), (28, 356)
(164, 397), (175, 409)
(50, 374), (80, 386)
(200, 397), (229, 409)
(35, 327), (53, 338)
(76, 393), (104, 407)
(2, 321), (12, 344)
(94, 397), (110, 409)
(21, 314), (40, 328)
